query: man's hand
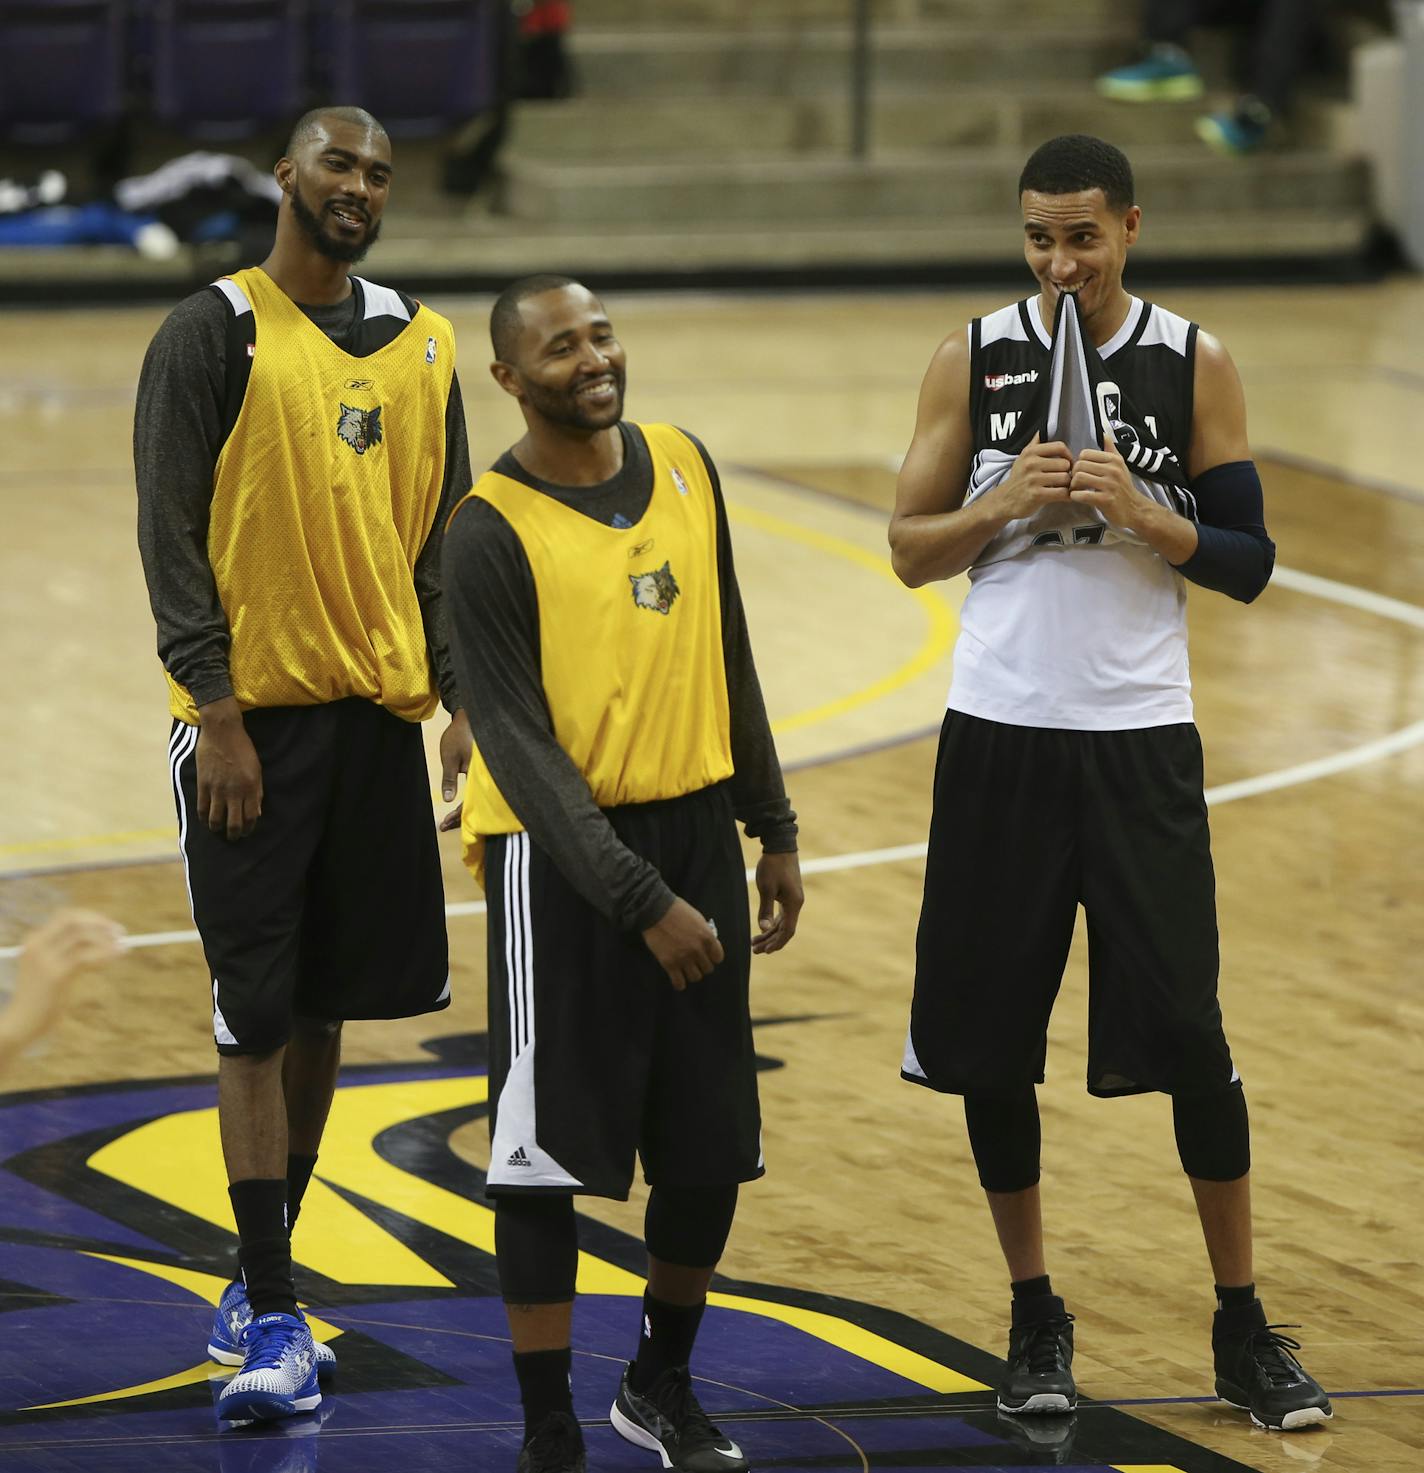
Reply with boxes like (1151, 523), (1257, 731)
(2, 910), (124, 1062)
(752, 850), (803, 955)
(196, 696), (262, 841)
(988, 433), (1073, 521)
(1069, 427), (1145, 530)
(642, 898), (725, 991)
(439, 709), (473, 804)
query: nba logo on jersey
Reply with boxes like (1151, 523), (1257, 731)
(671, 467), (690, 496)
(425, 336), (437, 365)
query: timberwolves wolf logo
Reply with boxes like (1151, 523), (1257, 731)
(629, 561), (680, 615)
(337, 403), (383, 456)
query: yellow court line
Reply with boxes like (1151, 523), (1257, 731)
(727, 501), (957, 737)
(0, 824), (172, 857)
(1112, 1466), (1191, 1472)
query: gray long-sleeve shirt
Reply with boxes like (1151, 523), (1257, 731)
(134, 282), (472, 711)
(442, 422), (797, 932)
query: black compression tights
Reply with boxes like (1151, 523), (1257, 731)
(963, 1086), (1042, 1194)
(494, 1183), (741, 1302)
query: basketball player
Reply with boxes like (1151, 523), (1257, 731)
(441, 275), (803, 1473)
(0, 912), (123, 1072)
(891, 135), (1331, 1433)
(134, 107), (473, 1424)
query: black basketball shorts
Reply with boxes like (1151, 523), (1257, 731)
(170, 699), (450, 1056)
(902, 711), (1237, 1098)
(482, 781), (763, 1201)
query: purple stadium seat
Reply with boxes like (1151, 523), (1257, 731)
(322, 0), (502, 137)
(151, 0), (307, 139)
(0, 0), (126, 145)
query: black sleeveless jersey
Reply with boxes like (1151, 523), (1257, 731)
(969, 294), (1199, 491)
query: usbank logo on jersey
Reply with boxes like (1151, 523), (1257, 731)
(629, 561), (680, 615)
(337, 403), (383, 456)
(984, 369), (1038, 391)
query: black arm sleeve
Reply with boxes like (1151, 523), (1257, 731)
(1175, 460), (1276, 604)
(414, 371), (474, 713)
(441, 499), (677, 932)
(133, 290), (233, 706)
(684, 433), (799, 851)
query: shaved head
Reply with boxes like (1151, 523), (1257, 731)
(286, 106), (388, 158)
(490, 274), (583, 362)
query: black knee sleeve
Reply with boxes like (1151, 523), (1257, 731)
(964, 1085), (1041, 1194)
(644, 1184), (739, 1268)
(494, 1194), (579, 1303)
(1173, 1084), (1251, 1182)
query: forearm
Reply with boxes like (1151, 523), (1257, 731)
(1132, 499), (1201, 567)
(483, 726), (676, 931)
(890, 494), (1010, 587)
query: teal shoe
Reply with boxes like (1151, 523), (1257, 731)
(1097, 45), (1203, 102)
(1195, 100), (1271, 156)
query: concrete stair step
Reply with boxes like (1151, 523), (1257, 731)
(507, 90), (1338, 159)
(566, 26), (1211, 93)
(372, 207), (1374, 275)
(498, 148), (1370, 226)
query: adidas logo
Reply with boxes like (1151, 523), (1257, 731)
(507, 1146), (532, 1168)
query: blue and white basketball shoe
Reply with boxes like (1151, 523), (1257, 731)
(216, 1311), (322, 1423)
(209, 1279), (336, 1380)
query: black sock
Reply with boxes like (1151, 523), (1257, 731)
(1215, 1282), (1258, 1312)
(286, 1153), (319, 1234)
(630, 1292), (706, 1392)
(228, 1179), (296, 1318)
(513, 1347), (573, 1443)
(1011, 1275), (1052, 1300)
(1010, 1274), (1062, 1326)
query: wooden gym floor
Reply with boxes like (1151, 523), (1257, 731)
(0, 280), (1421, 1471)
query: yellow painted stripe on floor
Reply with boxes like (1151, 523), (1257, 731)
(82, 1253), (343, 1344)
(26, 1358), (220, 1410)
(1112, 1465), (1190, 1472)
(309, 1078), (642, 1296)
(727, 501), (956, 737)
(706, 1291), (988, 1394)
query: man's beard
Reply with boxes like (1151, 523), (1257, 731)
(521, 368), (627, 432)
(290, 183), (381, 263)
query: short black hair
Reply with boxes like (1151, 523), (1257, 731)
(490, 273), (584, 361)
(286, 106), (387, 158)
(1018, 134), (1134, 212)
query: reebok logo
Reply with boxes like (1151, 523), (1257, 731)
(507, 1146), (532, 1168)
(984, 370), (1038, 391)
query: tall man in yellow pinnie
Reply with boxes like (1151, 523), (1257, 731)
(135, 105), (473, 1426)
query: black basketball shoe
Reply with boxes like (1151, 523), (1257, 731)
(998, 1299), (1077, 1414)
(610, 1363), (749, 1471)
(516, 1410), (586, 1472)
(1214, 1304), (1333, 1431)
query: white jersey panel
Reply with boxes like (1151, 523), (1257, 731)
(948, 541), (1193, 730)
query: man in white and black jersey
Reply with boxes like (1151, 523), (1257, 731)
(889, 135), (1331, 1435)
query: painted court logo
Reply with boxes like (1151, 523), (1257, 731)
(629, 561), (680, 615)
(0, 1040), (1253, 1471)
(336, 403), (383, 456)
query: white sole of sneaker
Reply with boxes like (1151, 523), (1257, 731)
(997, 1393), (1075, 1414)
(609, 1400), (675, 1467)
(220, 1389), (322, 1423)
(1220, 1395), (1334, 1432)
